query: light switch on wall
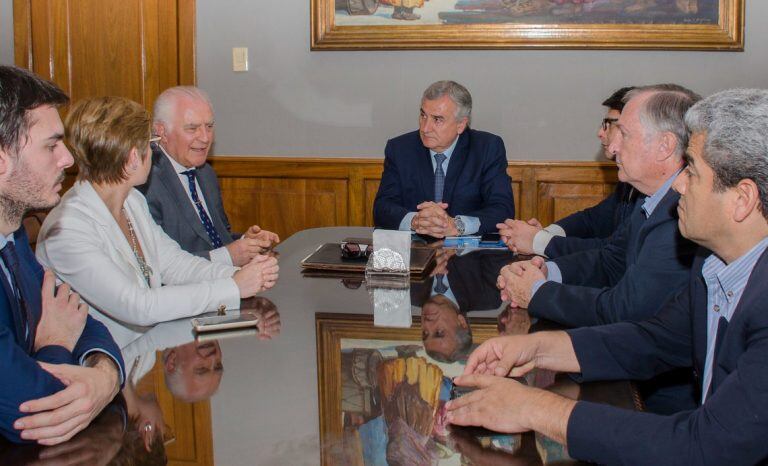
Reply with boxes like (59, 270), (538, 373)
(232, 47), (248, 72)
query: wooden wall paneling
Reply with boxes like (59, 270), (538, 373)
(13, 0), (196, 111)
(209, 158), (618, 240)
(217, 175), (350, 241)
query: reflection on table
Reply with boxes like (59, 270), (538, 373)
(0, 227), (640, 465)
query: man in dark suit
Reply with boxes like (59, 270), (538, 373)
(499, 86), (640, 258)
(373, 81), (515, 237)
(0, 66), (125, 444)
(139, 86), (278, 267)
(447, 88), (768, 465)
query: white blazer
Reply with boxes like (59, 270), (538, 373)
(36, 181), (240, 348)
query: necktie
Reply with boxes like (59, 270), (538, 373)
(0, 242), (37, 353)
(434, 274), (448, 294)
(181, 170), (224, 248)
(433, 153), (447, 203)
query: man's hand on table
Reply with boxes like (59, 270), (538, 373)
(411, 202), (459, 238)
(15, 355), (120, 445)
(446, 374), (576, 446)
(497, 218), (542, 255)
(497, 257), (547, 308)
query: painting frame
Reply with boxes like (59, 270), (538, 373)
(316, 312), (500, 466)
(310, 0), (744, 50)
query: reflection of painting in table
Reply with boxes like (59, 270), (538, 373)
(335, 0), (717, 27)
(317, 315), (568, 466)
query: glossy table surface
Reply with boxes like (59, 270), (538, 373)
(1, 227), (640, 465)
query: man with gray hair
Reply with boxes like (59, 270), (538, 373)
(139, 86), (279, 267)
(374, 80), (515, 238)
(446, 88), (768, 465)
(498, 84), (701, 414)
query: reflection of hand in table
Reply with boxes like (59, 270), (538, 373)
(430, 248), (456, 277)
(448, 428), (533, 466)
(497, 305), (532, 335)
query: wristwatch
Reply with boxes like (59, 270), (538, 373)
(454, 216), (465, 236)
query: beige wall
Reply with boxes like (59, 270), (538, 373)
(0, 0), (13, 65)
(197, 0), (767, 160)
(2, 1), (766, 160)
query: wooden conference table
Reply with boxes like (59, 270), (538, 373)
(0, 227), (640, 466)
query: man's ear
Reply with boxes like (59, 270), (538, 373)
(733, 178), (761, 223)
(164, 349), (177, 373)
(153, 122), (166, 140)
(456, 117), (469, 135)
(655, 132), (677, 162)
(0, 147), (15, 177)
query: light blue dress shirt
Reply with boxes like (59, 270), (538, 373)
(700, 236), (768, 402)
(531, 171), (681, 297)
(398, 136), (481, 235)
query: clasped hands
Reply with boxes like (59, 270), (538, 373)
(410, 202), (459, 238)
(226, 225), (280, 267)
(497, 218), (543, 255)
(496, 256), (548, 309)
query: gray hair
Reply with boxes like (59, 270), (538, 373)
(624, 84), (702, 157)
(422, 80), (472, 125)
(685, 88), (768, 219)
(152, 86), (214, 129)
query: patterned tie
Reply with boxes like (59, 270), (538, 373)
(0, 242), (37, 353)
(181, 170), (224, 248)
(433, 153), (447, 203)
(434, 274), (448, 294)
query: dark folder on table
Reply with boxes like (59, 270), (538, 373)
(300, 243), (436, 276)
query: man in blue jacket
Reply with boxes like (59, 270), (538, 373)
(373, 80), (515, 237)
(0, 66), (125, 444)
(447, 88), (768, 465)
(499, 86), (640, 258)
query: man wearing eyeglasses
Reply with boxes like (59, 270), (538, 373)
(498, 86), (639, 258)
(139, 86), (279, 267)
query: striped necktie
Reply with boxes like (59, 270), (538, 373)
(433, 153), (447, 203)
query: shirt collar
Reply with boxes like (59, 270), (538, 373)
(159, 145), (194, 175)
(429, 134), (460, 161)
(702, 236), (768, 303)
(0, 232), (15, 250)
(641, 169), (682, 218)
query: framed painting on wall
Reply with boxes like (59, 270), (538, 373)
(310, 0), (744, 50)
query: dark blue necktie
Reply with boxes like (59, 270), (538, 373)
(433, 153), (447, 203)
(434, 274), (448, 294)
(181, 170), (223, 248)
(0, 241), (37, 353)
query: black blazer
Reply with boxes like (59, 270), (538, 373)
(373, 129), (515, 234)
(545, 182), (639, 258)
(138, 146), (235, 259)
(529, 189), (697, 327)
(566, 247), (768, 465)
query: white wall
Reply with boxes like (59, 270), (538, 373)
(197, 0), (768, 160)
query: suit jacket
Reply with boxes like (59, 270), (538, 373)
(411, 250), (513, 311)
(0, 227), (124, 443)
(36, 181), (240, 348)
(566, 248), (768, 465)
(545, 182), (639, 258)
(373, 129), (515, 234)
(530, 189), (697, 327)
(137, 146), (234, 259)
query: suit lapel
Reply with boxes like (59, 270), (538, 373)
(442, 131), (469, 207)
(0, 266), (27, 349)
(154, 150), (213, 246)
(417, 145), (434, 203)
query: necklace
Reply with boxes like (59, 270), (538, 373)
(123, 208), (152, 285)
